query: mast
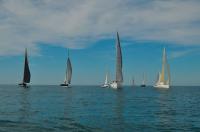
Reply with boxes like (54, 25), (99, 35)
(115, 32), (123, 83)
(23, 48), (31, 83)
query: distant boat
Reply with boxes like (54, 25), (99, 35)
(154, 48), (170, 89)
(19, 48), (31, 88)
(101, 73), (109, 88)
(140, 73), (146, 87)
(110, 32), (123, 89)
(131, 77), (134, 87)
(60, 50), (72, 87)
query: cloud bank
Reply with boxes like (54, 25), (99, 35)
(0, 0), (200, 55)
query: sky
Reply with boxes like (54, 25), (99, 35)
(0, 0), (200, 85)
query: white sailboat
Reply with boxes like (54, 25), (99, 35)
(101, 73), (109, 88)
(60, 50), (72, 87)
(132, 77), (134, 87)
(110, 32), (123, 89)
(154, 48), (170, 89)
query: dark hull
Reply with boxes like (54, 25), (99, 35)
(140, 85), (146, 87)
(19, 83), (29, 88)
(60, 84), (70, 87)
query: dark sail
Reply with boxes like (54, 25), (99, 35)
(116, 32), (123, 82)
(23, 49), (31, 83)
(66, 57), (72, 84)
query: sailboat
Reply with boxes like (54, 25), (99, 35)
(101, 73), (109, 88)
(60, 50), (72, 87)
(132, 77), (134, 87)
(154, 48), (170, 89)
(110, 32), (123, 89)
(19, 48), (31, 88)
(140, 73), (146, 87)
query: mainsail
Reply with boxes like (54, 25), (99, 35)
(159, 48), (170, 85)
(115, 32), (123, 82)
(66, 51), (72, 84)
(23, 48), (31, 83)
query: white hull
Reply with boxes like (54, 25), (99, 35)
(110, 82), (121, 89)
(154, 84), (169, 89)
(101, 84), (109, 88)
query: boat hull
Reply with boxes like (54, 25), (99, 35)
(101, 84), (109, 88)
(110, 82), (122, 89)
(60, 84), (71, 88)
(154, 84), (169, 89)
(18, 83), (29, 88)
(140, 84), (146, 87)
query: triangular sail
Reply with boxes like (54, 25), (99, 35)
(105, 73), (108, 84)
(23, 48), (31, 83)
(157, 48), (170, 85)
(66, 52), (72, 84)
(116, 32), (123, 82)
(160, 48), (166, 83)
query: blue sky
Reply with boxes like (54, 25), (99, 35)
(0, 0), (200, 85)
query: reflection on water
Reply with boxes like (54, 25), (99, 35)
(113, 90), (125, 131)
(0, 85), (200, 131)
(19, 88), (31, 122)
(156, 89), (174, 130)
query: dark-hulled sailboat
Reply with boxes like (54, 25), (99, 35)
(19, 48), (31, 88)
(60, 50), (72, 87)
(140, 73), (146, 87)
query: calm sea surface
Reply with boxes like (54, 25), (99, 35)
(0, 85), (200, 132)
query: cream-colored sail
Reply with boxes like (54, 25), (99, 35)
(160, 48), (166, 84)
(166, 63), (170, 85)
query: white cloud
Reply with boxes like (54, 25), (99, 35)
(169, 48), (200, 59)
(0, 0), (200, 55)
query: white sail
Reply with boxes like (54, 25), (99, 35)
(105, 73), (109, 85)
(61, 50), (72, 87)
(101, 73), (109, 88)
(154, 48), (170, 88)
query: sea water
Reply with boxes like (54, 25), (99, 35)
(0, 85), (200, 132)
